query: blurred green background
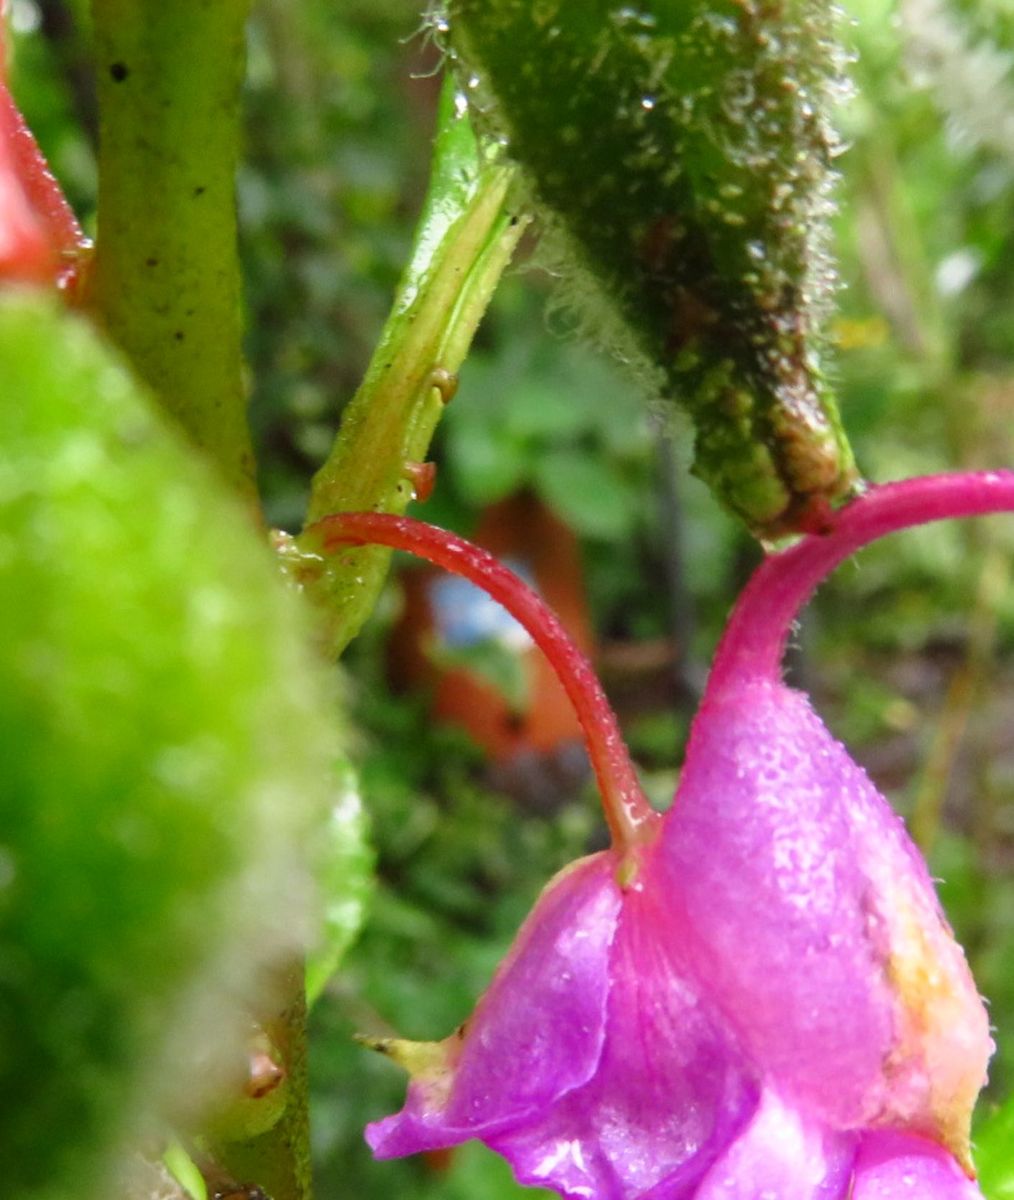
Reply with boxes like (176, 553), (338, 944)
(9, 0), (1014, 1194)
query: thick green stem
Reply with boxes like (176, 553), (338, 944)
(88, 0), (256, 502)
(295, 82), (529, 657)
(87, 9), (304, 1196)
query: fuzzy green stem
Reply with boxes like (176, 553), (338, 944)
(295, 82), (528, 657)
(88, 0), (256, 502)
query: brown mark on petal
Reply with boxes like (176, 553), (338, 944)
(875, 882), (991, 1175)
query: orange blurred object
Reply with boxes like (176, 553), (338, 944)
(390, 493), (594, 766)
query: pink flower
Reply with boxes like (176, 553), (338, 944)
(314, 474), (1011, 1200)
(363, 680), (989, 1198)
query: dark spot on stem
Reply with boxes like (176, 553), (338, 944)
(145, 257), (159, 268)
(193, 185), (206, 197)
(109, 62), (129, 82)
(174, 330), (185, 342)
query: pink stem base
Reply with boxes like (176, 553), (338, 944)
(709, 471), (1014, 695)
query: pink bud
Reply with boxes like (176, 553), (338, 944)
(1, 22), (86, 289)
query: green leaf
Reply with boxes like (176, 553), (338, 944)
(446, 0), (859, 536)
(0, 294), (341, 1200)
(533, 449), (641, 541)
(447, 415), (531, 507)
(306, 760), (374, 1007)
(977, 1096), (1014, 1199)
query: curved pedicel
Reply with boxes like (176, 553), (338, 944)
(308, 511), (658, 852)
(709, 470), (1014, 692)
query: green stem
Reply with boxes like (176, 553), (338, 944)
(206, 966), (312, 1200)
(87, 9), (302, 1195)
(294, 80), (528, 657)
(88, 0), (256, 503)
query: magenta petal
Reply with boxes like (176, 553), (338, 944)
(366, 853), (621, 1157)
(661, 679), (907, 1125)
(851, 1132), (983, 1199)
(660, 675), (989, 1151)
(694, 1089), (856, 1200)
(486, 876), (757, 1200)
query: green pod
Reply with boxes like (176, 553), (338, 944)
(446, 0), (859, 535)
(0, 294), (342, 1200)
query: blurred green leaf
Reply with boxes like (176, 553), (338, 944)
(977, 1096), (1014, 1198)
(446, 413), (531, 507)
(430, 637), (532, 713)
(533, 449), (640, 541)
(0, 294), (340, 1200)
(306, 761), (374, 1007)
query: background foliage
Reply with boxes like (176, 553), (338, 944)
(8, 0), (1014, 1195)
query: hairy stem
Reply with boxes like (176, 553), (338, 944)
(306, 512), (658, 851)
